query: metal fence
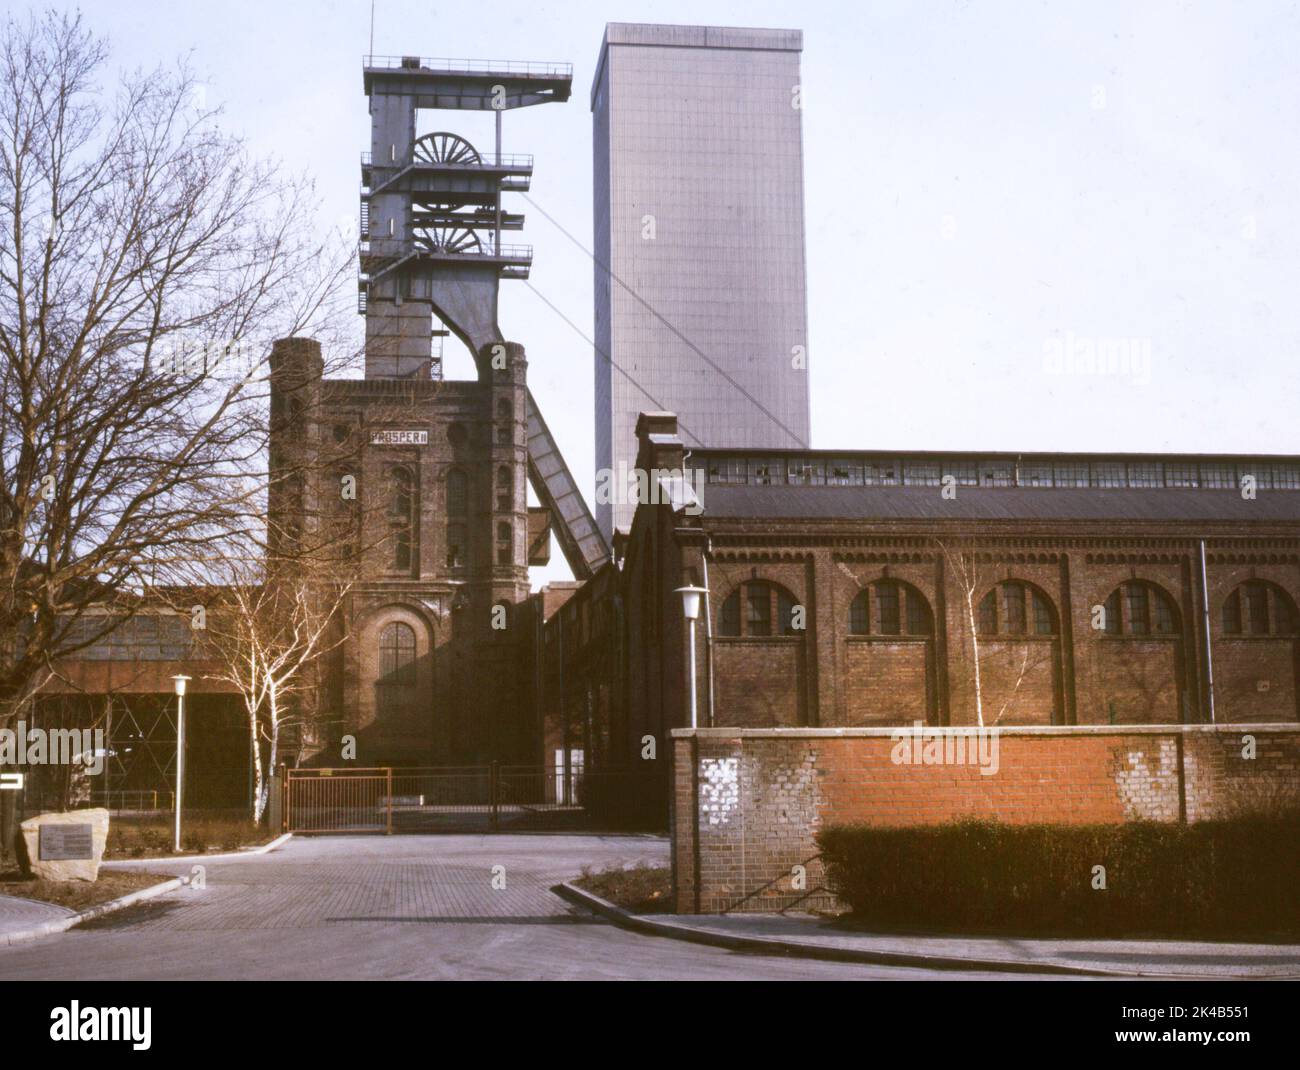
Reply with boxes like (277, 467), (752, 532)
(283, 764), (664, 834)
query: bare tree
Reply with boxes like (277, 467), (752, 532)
(0, 11), (353, 726)
(935, 537), (1056, 726)
(194, 551), (354, 824)
(935, 538), (990, 727)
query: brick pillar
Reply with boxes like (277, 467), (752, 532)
(671, 732), (700, 913)
(811, 549), (836, 725)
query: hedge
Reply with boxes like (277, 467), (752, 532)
(817, 817), (1300, 938)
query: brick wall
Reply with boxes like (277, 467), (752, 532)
(671, 725), (1300, 913)
(683, 548), (1300, 731)
(714, 640), (806, 727)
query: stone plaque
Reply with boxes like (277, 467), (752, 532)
(39, 823), (95, 861)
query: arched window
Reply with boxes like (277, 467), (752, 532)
(978, 582), (1057, 636)
(377, 621), (417, 721)
(1101, 582), (1179, 636)
(1223, 581), (1299, 636)
(497, 397), (513, 421)
(388, 466), (414, 572)
(496, 521), (512, 565)
(848, 581), (932, 636)
(719, 580), (801, 638)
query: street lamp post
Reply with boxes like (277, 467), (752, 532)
(172, 675), (190, 853)
(674, 586), (709, 730)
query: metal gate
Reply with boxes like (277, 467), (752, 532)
(282, 764), (663, 834)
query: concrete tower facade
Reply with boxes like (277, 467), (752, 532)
(592, 23), (812, 536)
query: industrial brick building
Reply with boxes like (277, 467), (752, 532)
(13, 38), (1299, 849)
(537, 413), (1300, 798)
(267, 336), (542, 766)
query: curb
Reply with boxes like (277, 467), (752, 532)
(1, 873), (191, 948)
(551, 883), (1234, 979)
(104, 832), (294, 867)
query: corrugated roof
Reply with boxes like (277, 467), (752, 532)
(697, 484), (1300, 524)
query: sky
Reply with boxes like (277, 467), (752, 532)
(54, 0), (1300, 585)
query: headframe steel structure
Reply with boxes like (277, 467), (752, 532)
(359, 55), (609, 579)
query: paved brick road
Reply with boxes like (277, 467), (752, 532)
(0, 835), (1034, 980)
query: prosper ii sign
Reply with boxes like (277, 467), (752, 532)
(372, 430), (428, 445)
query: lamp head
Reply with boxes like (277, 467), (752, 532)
(674, 585), (708, 622)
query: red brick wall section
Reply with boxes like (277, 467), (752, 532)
(1095, 640), (1184, 724)
(1215, 639), (1299, 723)
(976, 639), (1060, 725)
(671, 725), (1300, 913)
(713, 640), (806, 727)
(842, 640), (930, 725)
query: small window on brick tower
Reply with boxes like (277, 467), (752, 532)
(496, 521), (512, 566)
(388, 466), (415, 573)
(496, 466), (512, 512)
(446, 468), (467, 516)
(447, 522), (466, 570)
(496, 398), (513, 444)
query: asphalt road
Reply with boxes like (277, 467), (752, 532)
(0, 834), (1047, 981)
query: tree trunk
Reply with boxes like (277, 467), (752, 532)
(964, 572), (985, 728)
(249, 708), (265, 824)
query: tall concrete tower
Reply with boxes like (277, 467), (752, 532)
(592, 23), (812, 536)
